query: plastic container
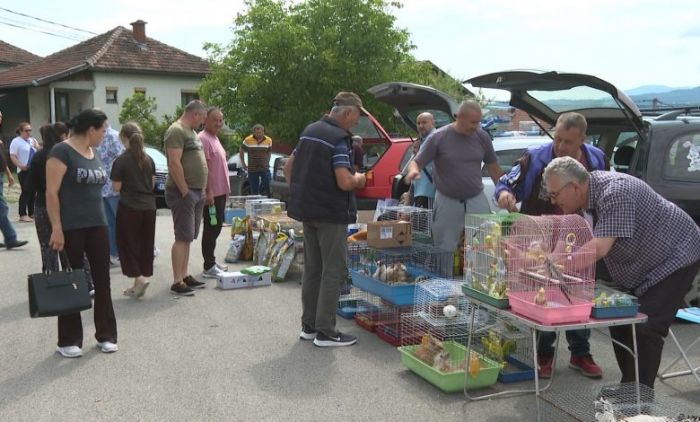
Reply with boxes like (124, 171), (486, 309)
(224, 208), (246, 224)
(507, 290), (592, 325)
(398, 342), (500, 393)
(350, 265), (437, 306)
(591, 286), (639, 319)
(462, 282), (510, 309)
(498, 355), (535, 383)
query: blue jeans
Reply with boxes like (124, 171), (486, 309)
(0, 183), (17, 243)
(103, 196), (120, 256)
(248, 171), (270, 195)
(538, 329), (591, 357)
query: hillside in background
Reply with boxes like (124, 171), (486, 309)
(626, 85), (700, 108)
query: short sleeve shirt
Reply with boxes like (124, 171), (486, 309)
(587, 171), (700, 295)
(164, 121), (208, 189)
(9, 136), (37, 173)
(414, 125), (496, 200)
(241, 135), (272, 172)
(49, 142), (108, 230)
(199, 130), (231, 197)
(95, 126), (125, 197)
(111, 152), (156, 210)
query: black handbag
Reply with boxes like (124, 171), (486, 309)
(28, 251), (92, 318)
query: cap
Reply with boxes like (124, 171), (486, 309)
(333, 91), (363, 108)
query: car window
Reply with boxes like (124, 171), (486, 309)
(481, 148), (526, 177)
(405, 109), (454, 129)
(351, 116), (381, 139)
(363, 143), (389, 168)
(663, 133), (700, 181)
(398, 145), (415, 172)
(611, 132), (639, 173)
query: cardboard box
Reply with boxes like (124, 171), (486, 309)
(367, 221), (412, 248)
(217, 271), (250, 290)
(246, 272), (272, 287)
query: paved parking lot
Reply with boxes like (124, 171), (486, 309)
(0, 210), (698, 421)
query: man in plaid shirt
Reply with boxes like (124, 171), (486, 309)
(543, 156), (700, 388)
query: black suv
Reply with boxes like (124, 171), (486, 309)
(466, 70), (700, 223)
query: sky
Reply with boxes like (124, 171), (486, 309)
(2, 0), (699, 97)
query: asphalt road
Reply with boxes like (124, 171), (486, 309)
(0, 209), (698, 421)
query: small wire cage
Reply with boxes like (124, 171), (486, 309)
(464, 213), (526, 305)
(378, 205), (433, 243)
(413, 278), (471, 327)
(470, 315), (535, 383)
(537, 382), (700, 421)
(505, 214), (596, 324)
(228, 195), (268, 209)
(348, 243), (452, 287)
(353, 291), (392, 332)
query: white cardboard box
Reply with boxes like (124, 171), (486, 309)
(246, 272), (272, 287)
(217, 271), (250, 290)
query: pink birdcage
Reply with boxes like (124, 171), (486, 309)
(505, 214), (596, 324)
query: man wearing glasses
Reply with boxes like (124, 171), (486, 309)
(285, 92), (366, 347)
(495, 112), (609, 380)
(542, 156), (700, 388)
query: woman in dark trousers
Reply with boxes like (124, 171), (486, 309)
(111, 122), (156, 298)
(31, 123), (68, 271)
(46, 109), (117, 358)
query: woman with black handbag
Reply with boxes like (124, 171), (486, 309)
(46, 109), (118, 358)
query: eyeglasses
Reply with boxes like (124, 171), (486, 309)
(547, 181), (573, 200)
(23, 128), (32, 133)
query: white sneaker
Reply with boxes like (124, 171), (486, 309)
(215, 263), (228, 271)
(202, 265), (224, 279)
(109, 256), (120, 267)
(153, 247), (160, 258)
(97, 341), (118, 353)
(56, 346), (82, 358)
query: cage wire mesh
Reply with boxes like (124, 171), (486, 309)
(228, 194), (267, 209)
(470, 314), (535, 383)
(464, 213), (526, 304)
(378, 205), (433, 243)
(348, 243), (452, 285)
(353, 290), (392, 332)
(537, 382), (700, 421)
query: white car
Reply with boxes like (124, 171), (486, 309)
(228, 152), (287, 196)
(482, 136), (552, 212)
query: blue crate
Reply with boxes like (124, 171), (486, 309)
(498, 355), (535, 383)
(224, 208), (246, 224)
(351, 265), (437, 306)
(591, 304), (639, 319)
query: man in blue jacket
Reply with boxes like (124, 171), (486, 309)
(495, 112), (609, 379)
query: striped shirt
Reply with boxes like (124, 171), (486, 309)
(241, 134), (272, 172)
(586, 171), (700, 296)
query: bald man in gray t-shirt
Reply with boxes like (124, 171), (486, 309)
(406, 101), (503, 259)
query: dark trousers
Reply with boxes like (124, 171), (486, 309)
(116, 203), (156, 277)
(17, 171), (35, 217)
(201, 195), (226, 271)
(301, 222), (348, 337)
(248, 171), (270, 195)
(609, 259), (700, 388)
(57, 226), (117, 348)
(538, 329), (591, 357)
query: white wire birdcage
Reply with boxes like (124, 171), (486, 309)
(505, 214), (597, 324)
(470, 315), (535, 383)
(379, 205), (433, 243)
(414, 278), (471, 327)
(464, 213), (527, 307)
(348, 243), (453, 306)
(538, 382), (700, 421)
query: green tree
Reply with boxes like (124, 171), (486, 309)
(118, 93), (182, 149)
(201, 0), (435, 143)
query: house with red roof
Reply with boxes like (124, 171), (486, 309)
(0, 20), (209, 138)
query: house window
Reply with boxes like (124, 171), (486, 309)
(106, 88), (118, 104)
(134, 88), (146, 95)
(181, 91), (199, 106)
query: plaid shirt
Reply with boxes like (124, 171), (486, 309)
(586, 171), (700, 296)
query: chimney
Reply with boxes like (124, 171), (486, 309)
(131, 20), (147, 43)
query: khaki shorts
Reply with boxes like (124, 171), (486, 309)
(165, 187), (205, 242)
